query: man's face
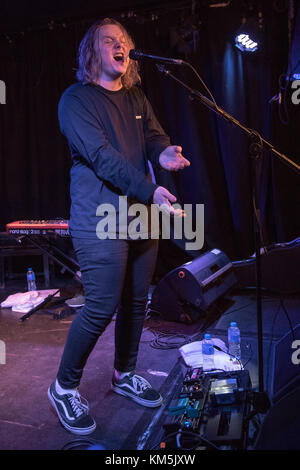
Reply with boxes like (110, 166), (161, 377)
(98, 24), (130, 82)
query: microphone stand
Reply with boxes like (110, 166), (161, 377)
(18, 288), (61, 322)
(156, 63), (300, 407)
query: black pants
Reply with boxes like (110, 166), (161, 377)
(57, 237), (158, 388)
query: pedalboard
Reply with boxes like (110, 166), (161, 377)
(163, 368), (252, 449)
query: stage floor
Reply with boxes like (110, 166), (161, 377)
(0, 278), (299, 450)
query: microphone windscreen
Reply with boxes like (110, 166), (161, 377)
(129, 49), (140, 60)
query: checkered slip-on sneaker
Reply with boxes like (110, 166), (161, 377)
(112, 372), (163, 408)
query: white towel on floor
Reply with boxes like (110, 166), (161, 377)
(1, 290), (59, 313)
(179, 338), (242, 371)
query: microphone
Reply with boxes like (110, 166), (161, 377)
(129, 49), (184, 65)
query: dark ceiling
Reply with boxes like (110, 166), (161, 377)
(2, 1), (278, 33)
(1, 0), (190, 31)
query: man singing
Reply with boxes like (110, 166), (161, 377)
(48, 17), (190, 435)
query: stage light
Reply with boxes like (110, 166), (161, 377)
(235, 13), (263, 53)
(235, 33), (258, 52)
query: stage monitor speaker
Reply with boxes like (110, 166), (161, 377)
(232, 237), (300, 294)
(254, 385), (300, 450)
(150, 249), (237, 324)
(271, 324), (300, 404)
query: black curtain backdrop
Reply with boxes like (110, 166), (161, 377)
(0, 0), (299, 262)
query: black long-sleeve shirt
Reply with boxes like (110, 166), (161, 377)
(58, 82), (170, 238)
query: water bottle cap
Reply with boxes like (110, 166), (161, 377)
(28, 268), (32, 271)
(230, 321), (237, 327)
(204, 333), (211, 339)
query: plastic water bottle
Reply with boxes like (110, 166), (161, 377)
(202, 333), (215, 371)
(228, 322), (241, 361)
(27, 268), (37, 291)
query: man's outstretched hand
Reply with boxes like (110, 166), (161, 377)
(152, 186), (185, 217)
(159, 145), (190, 171)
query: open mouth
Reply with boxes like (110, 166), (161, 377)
(113, 53), (125, 63)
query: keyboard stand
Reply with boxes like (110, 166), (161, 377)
(14, 235), (81, 322)
(21, 234), (81, 282)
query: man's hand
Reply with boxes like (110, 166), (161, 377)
(159, 145), (190, 171)
(152, 186), (185, 217)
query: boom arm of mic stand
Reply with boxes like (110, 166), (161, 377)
(156, 64), (300, 174)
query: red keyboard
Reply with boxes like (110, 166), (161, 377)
(6, 220), (70, 236)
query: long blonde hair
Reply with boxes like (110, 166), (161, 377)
(76, 18), (141, 89)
